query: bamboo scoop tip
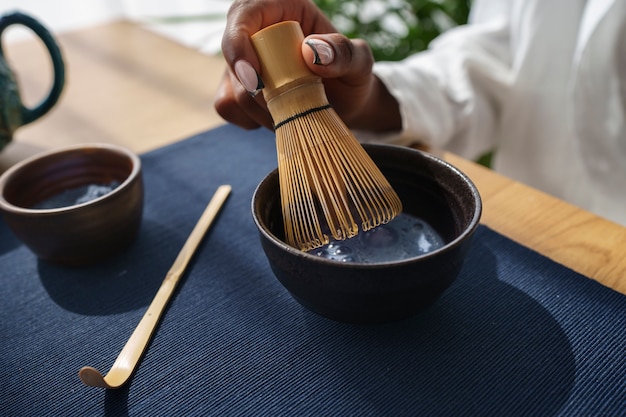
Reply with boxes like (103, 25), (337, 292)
(79, 366), (118, 389)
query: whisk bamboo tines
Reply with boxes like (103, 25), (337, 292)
(251, 21), (402, 251)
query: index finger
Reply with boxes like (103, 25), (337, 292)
(220, 0), (337, 73)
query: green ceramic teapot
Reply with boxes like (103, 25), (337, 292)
(0, 11), (65, 150)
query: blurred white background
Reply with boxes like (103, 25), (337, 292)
(1, 0), (230, 54)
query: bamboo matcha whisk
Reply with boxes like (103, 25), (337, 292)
(251, 21), (402, 251)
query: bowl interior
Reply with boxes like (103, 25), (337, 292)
(255, 144), (481, 262)
(1, 146), (137, 210)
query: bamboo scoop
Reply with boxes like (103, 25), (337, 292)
(251, 22), (402, 251)
(79, 185), (232, 389)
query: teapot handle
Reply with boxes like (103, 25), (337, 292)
(0, 12), (65, 124)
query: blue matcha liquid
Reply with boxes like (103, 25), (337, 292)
(33, 181), (120, 209)
(309, 213), (445, 263)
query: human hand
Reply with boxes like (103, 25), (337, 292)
(214, 0), (396, 131)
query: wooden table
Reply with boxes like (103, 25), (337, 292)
(1, 20), (227, 159)
(3, 20), (626, 296)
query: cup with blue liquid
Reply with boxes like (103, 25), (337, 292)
(0, 143), (143, 265)
(253, 143), (482, 324)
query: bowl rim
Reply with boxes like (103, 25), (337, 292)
(252, 143), (482, 269)
(0, 142), (141, 215)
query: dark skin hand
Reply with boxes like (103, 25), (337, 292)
(214, 0), (402, 132)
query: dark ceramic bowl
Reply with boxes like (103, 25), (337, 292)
(0, 143), (143, 265)
(252, 144), (481, 323)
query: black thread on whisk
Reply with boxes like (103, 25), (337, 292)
(274, 104), (332, 130)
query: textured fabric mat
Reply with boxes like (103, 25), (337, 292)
(1, 124), (625, 416)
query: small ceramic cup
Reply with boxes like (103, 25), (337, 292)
(0, 143), (143, 265)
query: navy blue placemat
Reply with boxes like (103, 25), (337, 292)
(1, 124), (625, 417)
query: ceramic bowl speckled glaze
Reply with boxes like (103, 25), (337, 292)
(252, 143), (482, 324)
(0, 143), (143, 265)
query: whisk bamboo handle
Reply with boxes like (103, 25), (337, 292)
(252, 22), (331, 131)
(251, 21), (317, 98)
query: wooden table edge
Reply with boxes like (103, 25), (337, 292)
(446, 152), (626, 295)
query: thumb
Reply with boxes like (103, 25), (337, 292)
(301, 34), (374, 81)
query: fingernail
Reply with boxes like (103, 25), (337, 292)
(305, 39), (334, 65)
(234, 60), (264, 94)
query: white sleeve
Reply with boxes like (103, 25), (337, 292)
(372, 0), (513, 159)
